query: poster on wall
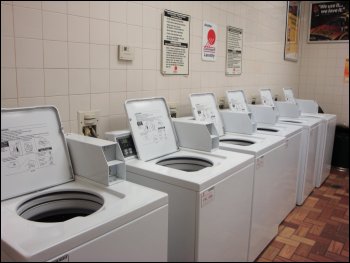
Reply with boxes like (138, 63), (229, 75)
(284, 1), (301, 61)
(202, 21), (217, 61)
(226, 26), (243, 75)
(308, 1), (349, 43)
(345, 58), (349, 82)
(161, 10), (190, 75)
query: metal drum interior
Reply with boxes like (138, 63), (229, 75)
(220, 139), (255, 146)
(156, 157), (213, 172)
(17, 190), (104, 223)
(257, 128), (279, 132)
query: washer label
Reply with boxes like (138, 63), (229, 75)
(1, 124), (55, 176)
(201, 187), (215, 207)
(135, 112), (168, 144)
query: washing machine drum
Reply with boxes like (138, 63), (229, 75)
(17, 190), (104, 223)
(282, 120), (302, 124)
(257, 127), (279, 132)
(156, 157), (213, 172)
(220, 139), (255, 146)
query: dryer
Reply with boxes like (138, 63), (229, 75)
(226, 90), (303, 221)
(260, 89), (323, 205)
(283, 89), (336, 187)
(106, 97), (255, 262)
(184, 93), (287, 262)
(1, 106), (168, 262)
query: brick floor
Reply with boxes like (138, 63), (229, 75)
(256, 168), (349, 262)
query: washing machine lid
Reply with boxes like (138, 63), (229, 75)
(260, 89), (275, 107)
(189, 93), (225, 136)
(226, 90), (250, 113)
(283, 88), (297, 104)
(124, 97), (179, 161)
(1, 106), (73, 201)
(301, 113), (336, 122)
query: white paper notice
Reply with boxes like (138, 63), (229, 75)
(161, 9), (190, 75)
(226, 26), (243, 75)
(202, 21), (217, 61)
(1, 124), (55, 176)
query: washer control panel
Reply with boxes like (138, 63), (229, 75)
(117, 135), (137, 158)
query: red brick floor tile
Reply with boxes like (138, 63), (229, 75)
(295, 243), (312, 257)
(255, 169), (349, 262)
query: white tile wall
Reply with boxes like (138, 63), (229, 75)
(1, 68), (17, 98)
(13, 6), (42, 38)
(2, 1), (346, 136)
(68, 42), (89, 68)
(42, 1), (67, 13)
(15, 38), (43, 67)
(68, 15), (89, 43)
(17, 68), (44, 97)
(69, 69), (90, 94)
(44, 40), (68, 68)
(44, 69), (69, 96)
(43, 11), (67, 41)
(298, 2), (349, 126)
(91, 69), (109, 93)
(68, 1), (89, 17)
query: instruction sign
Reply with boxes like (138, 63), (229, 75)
(161, 9), (190, 75)
(1, 124), (55, 176)
(202, 21), (217, 61)
(226, 26), (242, 75)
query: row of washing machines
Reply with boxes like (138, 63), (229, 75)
(1, 88), (336, 262)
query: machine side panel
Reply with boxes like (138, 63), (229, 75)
(126, 171), (197, 262)
(50, 205), (168, 262)
(320, 118), (336, 186)
(248, 143), (287, 261)
(196, 164), (254, 262)
(278, 132), (301, 222)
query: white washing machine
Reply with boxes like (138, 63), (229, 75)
(299, 113), (336, 187)
(186, 93), (287, 262)
(1, 106), (168, 262)
(260, 89), (323, 205)
(284, 90), (337, 187)
(226, 90), (303, 222)
(106, 97), (255, 262)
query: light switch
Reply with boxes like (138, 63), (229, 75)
(118, 45), (134, 61)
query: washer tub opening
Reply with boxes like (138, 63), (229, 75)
(257, 128), (279, 132)
(220, 139), (255, 146)
(283, 120), (302, 124)
(17, 190), (104, 223)
(156, 157), (213, 172)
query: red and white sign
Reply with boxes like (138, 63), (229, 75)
(202, 21), (217, 61)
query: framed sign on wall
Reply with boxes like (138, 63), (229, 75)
(308, 1), (349, 43)
(284, 1), (301, 62)
(226, 26), (243, 75)
(161, 10), (190, 75)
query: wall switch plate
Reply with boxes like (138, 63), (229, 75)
(118, 45), (134, 61)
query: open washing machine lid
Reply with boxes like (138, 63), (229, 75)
(260, 89), (275, 107)
(189, 93), (225, 136)
(1, 107), (73, 201)
(124, 97), (179, 161)
(226, 90), (250, 113)
(283, 88), (297, 104)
